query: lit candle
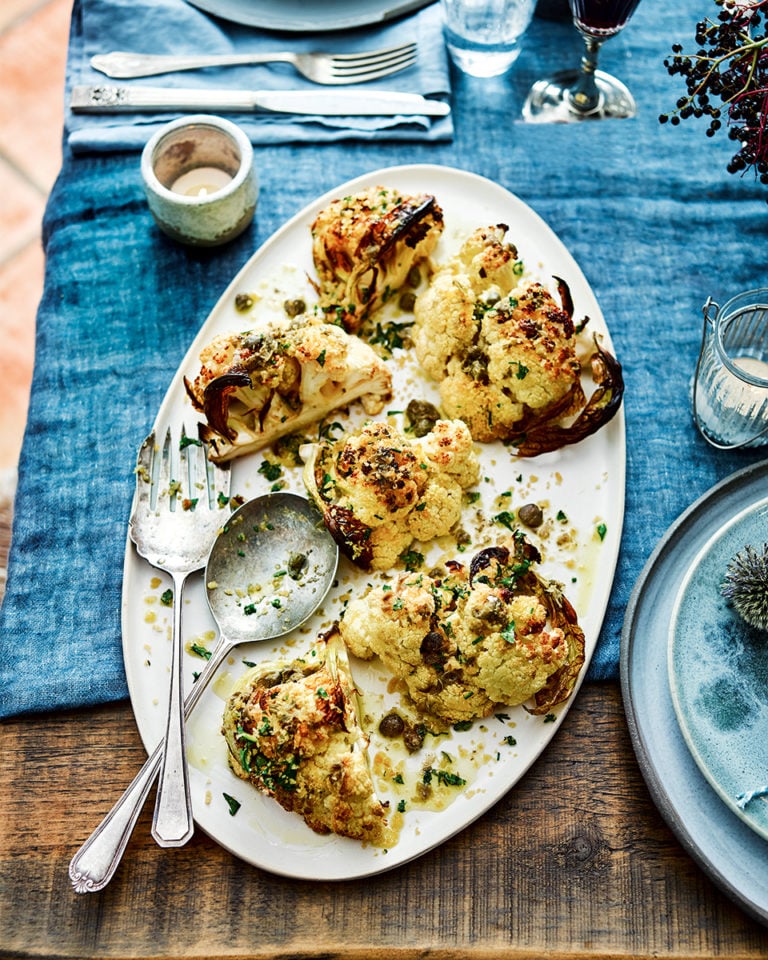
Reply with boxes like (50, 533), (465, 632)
(733, 356), (768, 381)
(170, 166), (233, 198)
(141, 115), (258, 246)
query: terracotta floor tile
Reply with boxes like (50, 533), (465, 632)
(0, 241), (41, 470)
(0, 0), (69, 192)
(0, 157), (45, 264)
(0, 0), (48, 34)
(0, 0), (70, 475)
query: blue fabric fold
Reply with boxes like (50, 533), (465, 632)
(66, 0), (452, 150)
(2, 0), (768, 718)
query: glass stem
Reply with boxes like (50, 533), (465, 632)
(568, 34), (603, 114)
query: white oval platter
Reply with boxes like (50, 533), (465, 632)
(121, 163), (626, 880)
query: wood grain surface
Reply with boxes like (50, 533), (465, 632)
(2, 679), (767, 959)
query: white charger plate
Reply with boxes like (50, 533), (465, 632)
(184, 0), (433, 32)
(121, 163), (626, 880)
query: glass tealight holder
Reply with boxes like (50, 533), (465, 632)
(141, 115), (257, 247)
(692, 289), (768, 449)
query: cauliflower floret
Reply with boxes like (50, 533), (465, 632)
(339, 536), (585, 722)
(414, 223), (520, 381)
(184, 315), (392, 462)
(301, 419), (479, 571)
(311, 185), (444, 333)
(413, 224), (623, 453)
(222, 627), (389, 844)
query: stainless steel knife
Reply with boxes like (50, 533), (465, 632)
(70, 85), (450, 117)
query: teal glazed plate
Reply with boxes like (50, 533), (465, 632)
(621, 459), (768, 928)
(668, 497), (768, 842)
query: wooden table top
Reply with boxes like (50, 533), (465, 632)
(2, 507), (768, 959)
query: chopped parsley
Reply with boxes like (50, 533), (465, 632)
(493, 510), (516, 531)
(400, 549), (424, 572)
(258, 460), (282, 482)
(369, 319), (414, 353)
(423, 767), (466, 788)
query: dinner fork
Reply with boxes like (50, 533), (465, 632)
(130, 427), (230, 848)
(90, 42), (418, 85)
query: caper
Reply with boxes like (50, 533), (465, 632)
(287, 552), (308, 580)
(283, 298), (306, 318)
(403, 722), (426, 753)
(454, 527), (471, 547)
(406, 398), (440, 426)
(379, 712), (405, 738)
(420, 630), (446, 658)
(234, 293), (254, 312)
(406, 265), (421, 287)
(398, 291), (417, 312)
(518, 503), (544, 528)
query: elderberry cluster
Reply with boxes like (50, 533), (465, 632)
(659, 0), (768, 186)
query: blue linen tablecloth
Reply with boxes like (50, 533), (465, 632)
(67, 0), (452, 150)
(1, 0), (767, 718)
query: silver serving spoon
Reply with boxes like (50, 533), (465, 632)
(69, 492), (339, 894)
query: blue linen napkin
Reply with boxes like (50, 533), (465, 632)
(66, 0), (452, 151)
(2, 0), (768, 719)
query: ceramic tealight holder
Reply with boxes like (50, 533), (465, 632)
(141, 115), (257, 247)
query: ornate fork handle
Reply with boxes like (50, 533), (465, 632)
(91, 50), (296, 79)
(69, 639), (233, 893)
(151, 566), (193, 847)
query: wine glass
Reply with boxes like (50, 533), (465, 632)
(523, 0), (643, 122)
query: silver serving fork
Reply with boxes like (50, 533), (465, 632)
(91, 41), (418, 85)
(130, 427), (230, 848)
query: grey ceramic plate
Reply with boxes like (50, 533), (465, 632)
(668, 497), (768, 842)
(621, 459), (768, 927)
(184, 0), (433, 32)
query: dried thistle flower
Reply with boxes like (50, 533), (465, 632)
(721, 542), (768, 630)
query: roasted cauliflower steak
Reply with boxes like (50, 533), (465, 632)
(301, 417), (480, 571)
(311, 185), (445, 333)
(413, 224), (623, 453)
(183, 315), (392, 462)
(222, 627), (389, 844)
(339, 533), (586, 722)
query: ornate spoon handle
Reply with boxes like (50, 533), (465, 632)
(69, 744), (162, 893)
(68, 639), (233, 893)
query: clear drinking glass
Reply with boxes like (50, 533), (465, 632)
(523, 0), (643, 121)
(693, 290), (768, 449)
(441, 0), (537, 78)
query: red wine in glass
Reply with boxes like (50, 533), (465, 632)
(523, 0), (644, 121)
(571, 0), (643, 35)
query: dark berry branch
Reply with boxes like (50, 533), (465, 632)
(660, 0), (768, 188)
